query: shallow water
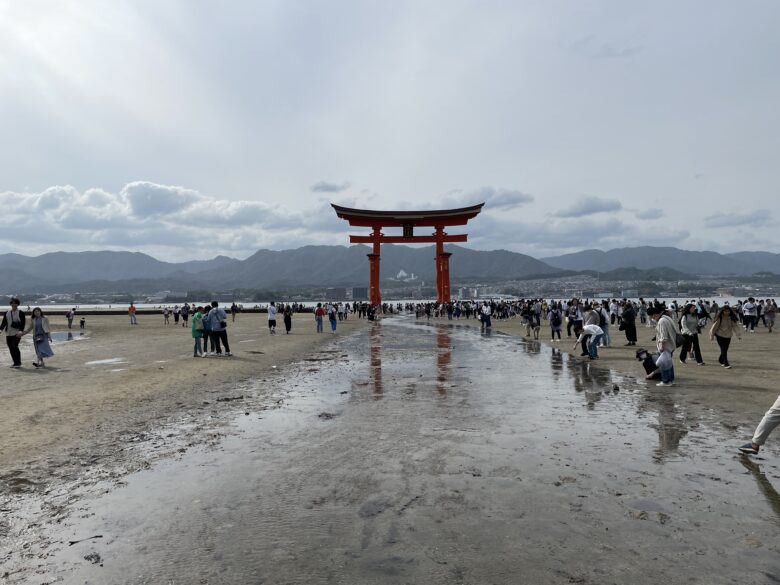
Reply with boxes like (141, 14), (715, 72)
(29, 318), (780, 583)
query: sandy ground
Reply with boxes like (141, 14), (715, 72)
(4, 310), (780, 583)
(8, 315), (780, 584)
(0, 312), (367, 481)
(428, 313), (780, 431)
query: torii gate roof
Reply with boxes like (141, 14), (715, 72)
(331, 203), (484, 227)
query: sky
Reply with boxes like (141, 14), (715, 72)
(1, 0), (779, 262)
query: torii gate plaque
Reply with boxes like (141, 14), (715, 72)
(331, 203), (484, 305)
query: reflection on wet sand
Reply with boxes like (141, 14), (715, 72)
(436, 328), (452, 396)
(644, 392), (692, 463)
(740, 455), (780, 526)
(370, 323), (382, 398)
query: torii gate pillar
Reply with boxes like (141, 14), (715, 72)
(332, 203), (484, 306)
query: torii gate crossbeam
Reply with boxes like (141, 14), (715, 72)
(331, 203), (484, 305)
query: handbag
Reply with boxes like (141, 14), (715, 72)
(219, 321), (227, 329)
(675, 333), (685, 346)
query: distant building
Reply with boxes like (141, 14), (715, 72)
(351, 287), (368, 301)
(621, 290), (639, 298)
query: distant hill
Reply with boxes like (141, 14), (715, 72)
(542, 247), (771, 276)
(1, 245), (558, 292)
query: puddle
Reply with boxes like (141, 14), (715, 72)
(84, 358), (127, 366)
(50, 331), (86, 343)
(9, 317), (780, 584)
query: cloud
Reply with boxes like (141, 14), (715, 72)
(439, 186), (534, 211)
(121, 181), (201, 218)
(554, 196), (622, 218)
(0, 182), (319, 260)
(310, 181), (351, 193)
(635, 208), (665, 220)
(704, 210), (771, 228)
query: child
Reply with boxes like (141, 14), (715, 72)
(79, 317), (86, 329)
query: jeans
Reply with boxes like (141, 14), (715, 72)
(715, 335), (731, 366)
(129, 314), (137, 325)
(193, 337), (202, 356)
(588, 334), (603, 358)
(744, 315), (755, 331)
(6, 335), (21, 366)
(600, 325), (610, 346)
(330, 318), (337, 332)
(660, 350), (675, 383)
(316, 316), (323, 333)
(752, 394), (780, 446)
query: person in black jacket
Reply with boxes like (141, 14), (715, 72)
(1, 297), (26, 367)
(621, 301), (638, 346)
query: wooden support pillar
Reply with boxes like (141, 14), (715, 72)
(439, 252), (452, 304)
(434, 226), (445, 304)
(369, 226), (382, 306)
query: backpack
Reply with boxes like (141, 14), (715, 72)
(550, 310), (562, 327)
(598, 309), (607, 328)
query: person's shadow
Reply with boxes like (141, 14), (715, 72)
(740, 455), (780, 526)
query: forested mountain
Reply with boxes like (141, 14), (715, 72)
(541, 247), (776, 276)
(1, 245), (557, 291)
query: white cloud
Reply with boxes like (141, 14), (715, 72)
(704, 210), (771, 228)
(310, 181), (351, 193)
(635, 208), (665, 220)
(554, 196), (622, 218)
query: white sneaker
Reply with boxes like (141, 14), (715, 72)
(225, 352), (232, 356)
(201, 353), (208, 358)
(656, 381), (673, 386)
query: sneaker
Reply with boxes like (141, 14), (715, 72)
(656, 381), (673, 386)
(739, 443), (759, 454)
(225, 352), (232, 356)
(698, 362), (706, 366)
(32, 362), (41, 368)
(10, 364), (21, 368)
(201, 353), (208, 358)
(679, 359), (686, 365)
(724, 365), (732, 369)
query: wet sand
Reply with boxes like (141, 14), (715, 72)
(3, 315), (780, 584)
(429, 314), (780, 432)
(0, 312), (366, 546)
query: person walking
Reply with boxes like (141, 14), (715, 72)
(267, 302), (277, 334)
(21, 307), (53, 368)
(191, 306), (205, 357)
(314, 303), (325, 333)
(1, 298), (26, 368)
(621, 301), (638, 346)
(328, 303), (338, 334)
(181, 303), (190, 328)
(709, 305), (740, 369)
(163, 307), (170, 325)
(207, 301), (231, 356)
(480, 301), (492, 330)
(739, 395), (780, 455)
(678, 303), (705, 366)
(128, 302), (138, 325)
(765, 300), (776, 333)
(283, 304), (293, 334)
(548, 303), (563, 342)
(66, 308), (75, 329)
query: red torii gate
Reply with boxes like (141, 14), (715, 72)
(331, 203), (484, 306)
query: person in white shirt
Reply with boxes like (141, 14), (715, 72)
(267, 302), (277, 334)
(573, 323), (604, 359)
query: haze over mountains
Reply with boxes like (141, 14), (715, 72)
(1, 246), (778, 293)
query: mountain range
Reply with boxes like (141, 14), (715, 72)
(1, 245), (778, 293)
